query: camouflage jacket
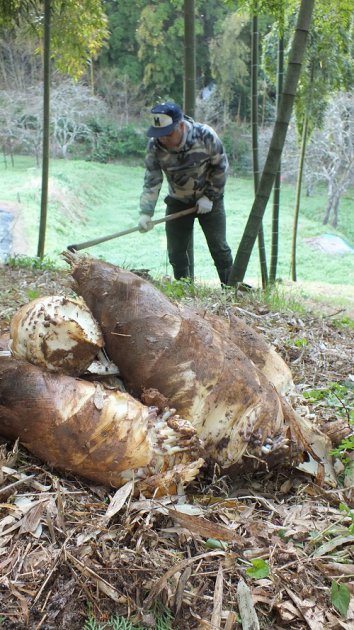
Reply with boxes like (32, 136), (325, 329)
(140, 115), (229, 216)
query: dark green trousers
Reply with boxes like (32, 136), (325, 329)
(164, 196), (233, 283)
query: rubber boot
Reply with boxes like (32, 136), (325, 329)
(174, 268), (191, 281)
(217, 266), (232, 288)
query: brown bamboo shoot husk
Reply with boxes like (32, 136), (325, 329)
(0, 355), (204, 495)
(202, 310), (294, 396)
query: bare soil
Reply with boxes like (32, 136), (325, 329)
(0, 263), (353, 629)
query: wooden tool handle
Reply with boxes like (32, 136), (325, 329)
(67, 206), (196, 252)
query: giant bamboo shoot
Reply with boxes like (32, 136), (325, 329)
(63, 253), (335, 482)
(0, 355), (204, 494)
(10, 295), (104, 375)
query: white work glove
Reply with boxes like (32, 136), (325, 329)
(196, 196), (213, 215)
(138, 213), (154, 233)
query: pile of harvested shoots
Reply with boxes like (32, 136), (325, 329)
(0, 265), (353, 629)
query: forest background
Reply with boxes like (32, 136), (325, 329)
(0, 0), (353, 290)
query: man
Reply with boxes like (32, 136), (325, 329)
(138, 102), (233, 285)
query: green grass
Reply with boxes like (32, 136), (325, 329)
(6, 253), (59, 270)
(240, 280), (308, 314)
(83, 601), (174, 629)
(0, 155), (353, 287)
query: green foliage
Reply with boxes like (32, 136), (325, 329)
(304, 382), (354, 472)
(195, 0), (232, 86)
(108, 618), (144, 630)
(332, 317), (354, 330)
(83, 602), (173, 630)
(313, 1), (354, 37)
(152, 601), (174, 630)
(205, 538), (229, 550)
(246, 281), (307, 314)
(84, 615), (106, 630)
(294, 28), (354, 139)
(155, 276), (230, 302)
(331, 580), (350, 618)
(246, 558), (270, 579)
(84, 615), (144, 629)
(0, 0), (109, 79)
(97, 0), (145, 82)
(262, 2), (354, 140)
(5, 254), (59, 270)
(156, 277), (196, 300)
(331, 437), (354, 470)
(46, 0), (109, 79)
(231, 0), (297, 26)
(89, 122), (147, 163)
(134, 0), (229, 102)
(303, 382), (353, 421)
(156, 276), (211, 300)
(209, 12), (249, 114)
(293, 337), (309, 347)
(136, 2), (185, 100)
(339, 503), (354, 535)
(26, 288), (41, 300)
(97, 1), (188, 100)
(0, 0), (37, 25)
(221, 123), (252, 174)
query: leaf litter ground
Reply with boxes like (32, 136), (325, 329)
(0, 265), (353, 629)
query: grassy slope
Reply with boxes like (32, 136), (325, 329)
(0, 156), (353, 288)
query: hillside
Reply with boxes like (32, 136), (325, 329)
(0, 156), (353, 288)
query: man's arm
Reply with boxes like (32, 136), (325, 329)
(202, 126), (229, 201)
(139, 142), (164, 216)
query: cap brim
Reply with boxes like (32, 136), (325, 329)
(147, 123), (176, 138)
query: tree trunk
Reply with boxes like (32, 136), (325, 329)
(331, 194), (340, 228)
(291, 57), (316, 282)
(251, 12), (268, 288)
(323, 182), (333, 225)
(291, 112), (309, 281)
(229, 0), (315, 285)
(184, 0), (196, 280)
(37, 0), (51, 259)
(270, 34), (284, 284)
(184, 0), (196, 118)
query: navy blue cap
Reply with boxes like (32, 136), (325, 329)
(147, 102), (183, 138)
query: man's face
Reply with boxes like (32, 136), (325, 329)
(158, 122), (184, 149)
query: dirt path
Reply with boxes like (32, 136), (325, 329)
(0, 200), (28, 257)
(282, 279), (354, 320)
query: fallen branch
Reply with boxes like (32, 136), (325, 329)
(237, 578), (260, 630)
(0, 475), (35, 498)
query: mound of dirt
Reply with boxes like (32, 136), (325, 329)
(304, 234), (354, 255)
